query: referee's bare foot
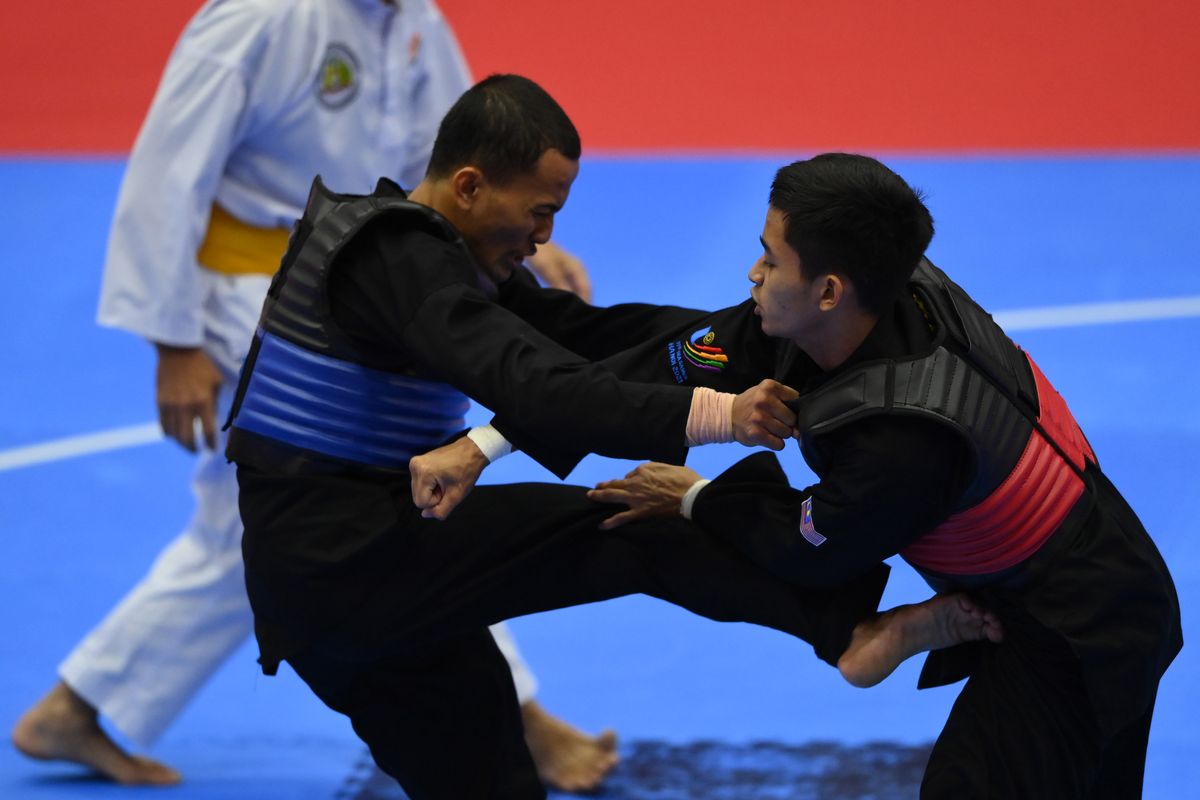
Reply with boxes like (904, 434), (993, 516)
(838, 594), (1003, 688)
(522, 700), (618, 793)
(11, 681), (181, 786)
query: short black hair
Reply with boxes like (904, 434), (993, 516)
(426, 74), (581, 184)
(769, 154), (934, 316)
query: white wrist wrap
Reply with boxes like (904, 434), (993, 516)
(465, 425), (512, 463)
(685, 387), (736, 447)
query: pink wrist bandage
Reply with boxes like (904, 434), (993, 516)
(685, 387), (736, 446)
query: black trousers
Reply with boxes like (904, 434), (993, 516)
(921, 620), (1158, 799)
(288, 629), (544, 800)
(240, 475), (888, 800)
(920, 469), (1179, 799)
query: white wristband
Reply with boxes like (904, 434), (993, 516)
(685, 387), (736, 447)
(465, 425), (513, 464)
(680, 479), (712, 520)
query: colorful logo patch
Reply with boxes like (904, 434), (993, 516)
(666, 325), (730, 383)
(798, 496), (826, 547)
(315, 43), (360, 109)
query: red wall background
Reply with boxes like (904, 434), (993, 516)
(2, 1), (1197, 154)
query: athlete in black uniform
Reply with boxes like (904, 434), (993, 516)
(589, 153), (1182, 799)
(229, 79), (998, 800)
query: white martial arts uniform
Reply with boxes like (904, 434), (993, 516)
(77, 0), (537, 747)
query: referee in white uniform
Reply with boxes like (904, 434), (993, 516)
(13, 0), (608, 791)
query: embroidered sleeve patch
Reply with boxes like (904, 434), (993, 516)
(683, 326), (729, 372)
(667, 325), (731, 384)
(798, 496), (826, 547)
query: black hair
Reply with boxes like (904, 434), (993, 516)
(769, 153), (934, 316)
(426, 74), (581, 184)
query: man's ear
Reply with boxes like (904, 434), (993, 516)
(450, 167), (484, 210)
(818, 273), (846, 311)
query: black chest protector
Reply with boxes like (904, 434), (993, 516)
(789, 259), (1096, 576)
(225, 177), (472, 473)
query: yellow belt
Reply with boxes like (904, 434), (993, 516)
(196, 203), (291, 276)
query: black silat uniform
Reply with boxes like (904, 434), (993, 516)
(228, 179), (887, 800)
(687, 261), (1182, 799)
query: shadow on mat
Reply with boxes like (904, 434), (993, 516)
(338, 739), (933, 799)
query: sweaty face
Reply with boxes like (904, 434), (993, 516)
(748, 206), (819, 342)
(465, 149), (578, 281)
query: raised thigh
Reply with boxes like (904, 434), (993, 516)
(401, 481), (886, 664)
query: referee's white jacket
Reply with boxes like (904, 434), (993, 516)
(97, 0), (472, 349)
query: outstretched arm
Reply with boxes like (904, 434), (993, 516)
(587, 462), (704, 530)
(589, 414), (973, 588)
(412, 377), (800, 519)
(496, 265), (717, 361)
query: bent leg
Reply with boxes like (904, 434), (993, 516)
(288, 629), (545, 800)
(921, 618), (1103, 799)
(380, 482), (886, 667)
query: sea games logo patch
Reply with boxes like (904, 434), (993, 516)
(315, 43), (360, 109)
(667, 325), (729, 383)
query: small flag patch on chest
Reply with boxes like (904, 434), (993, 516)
(799, 496), (826, 546)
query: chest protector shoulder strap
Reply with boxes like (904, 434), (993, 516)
(225, 177), (472, 473)
(792, 259), (1096, 575)
(261, 176), (469, 363)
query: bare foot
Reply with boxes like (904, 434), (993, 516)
(11, 681), (181, 786)
(521, 700), (618, 793)
(838, 594), (1003, 688)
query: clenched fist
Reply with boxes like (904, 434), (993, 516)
(731, 379), (799, 451)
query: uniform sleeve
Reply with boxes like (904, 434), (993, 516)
(490, 279), (786, 470)
(330, 225), (695, 477)
(95, 2), (282, 346)
(496, 267), (712, 360)
(690, 416), (972, 586)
